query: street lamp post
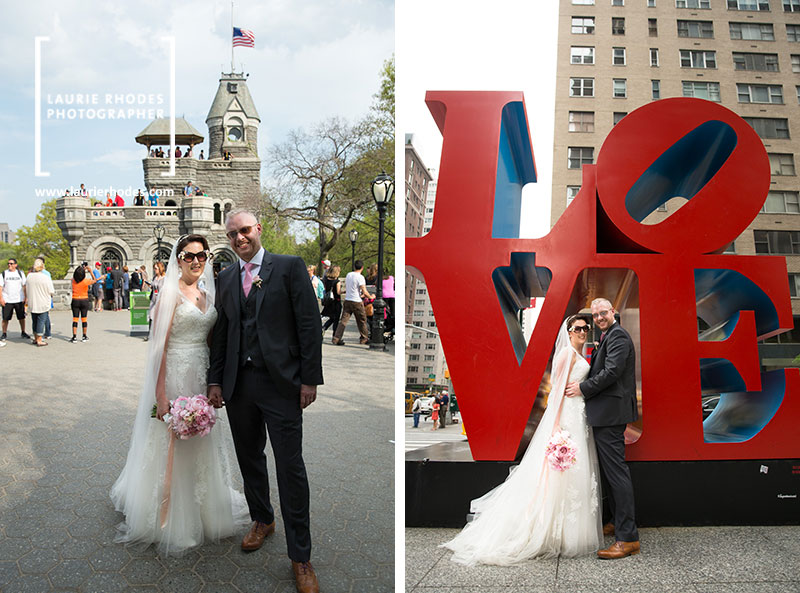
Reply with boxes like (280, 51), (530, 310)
(369, 172), (394, 350)
(348, 229), (358, 272)
(153, 223), (166, 266)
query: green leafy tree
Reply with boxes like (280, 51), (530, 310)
(15, 199), (70, 277)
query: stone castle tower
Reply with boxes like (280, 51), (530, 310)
(56, 72), (261, 279)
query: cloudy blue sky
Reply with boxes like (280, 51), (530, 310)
(0, 0), (394, 230)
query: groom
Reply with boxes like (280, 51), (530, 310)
(566, 297), (640, 559)
(208, 210), (323, 593)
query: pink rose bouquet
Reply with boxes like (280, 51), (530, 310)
(545, 429), (578, 472)
(166, 394), (217, 439)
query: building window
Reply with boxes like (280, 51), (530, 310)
(737, 83), (784, 103)
(423, 366), (433, 373)
(754, 230), (800, 253)
(724, 242), (736, 253)
(567, 186), (581, 204)
(570, 77), (595, 97)
(682, 81), (721, 101)
(413, 310), (424, 317)
(612, 17), (625, 35)
(648, 0), (657, 5)
(677, 0), (710, 7)
(729, 22), (775, 40)
(410, 342), (421, 349)
(424, 355), (435, 361)
(408, 366), (419, 373)
(613, 0), (624, 4)
(409, 354), (420, 361)
(414, 299), (426, 305)
(613, 47), (626, 65)
(768, 153), (796, 175)
(571, 46), (595, 64)
(573, 0), (595, 3)
(569, 111), (595, 132)
(572, 16), (596, 34)
(652, 80), (661, 99)
(649, 18), (658, 36)
(613, 78), (627, 97)
(650, 48), (660, 66)
(789, 274), (800, 297)
(728, 0), (770, 8)
(744, 117), (790, 138)
(792, 55), (800, 71)
(797, 85), (800, 103)
(788, 24), (800, 41)
(425, 343), (436, 350)
(733, 52), (779, 71)
(763, 191), (800, 213)
(613, 112), (627, 125)
(680, 50), (716, 68)
(416, 288), (427, 294)
(568, 147), (594, 169)
(427, 321), (436, 328)
(677, 20), (714, 38)
(785, 0), (800, 10)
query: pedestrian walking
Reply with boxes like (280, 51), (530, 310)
(321, 265), (342, 337)
(412, 395), (421, 428)
(26, 259), (54, 347)
(331, 260), (370, 346)
(70, 262), (95, 343)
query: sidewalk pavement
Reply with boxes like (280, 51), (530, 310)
(0, 309), (394, 593)
(407, 525), (800, 592)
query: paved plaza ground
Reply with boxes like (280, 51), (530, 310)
(0, 309), (395, 593)
(406, 525), (800, 593)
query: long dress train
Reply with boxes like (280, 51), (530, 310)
(442, 346), (602, 565)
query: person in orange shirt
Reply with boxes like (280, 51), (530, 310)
(70, 262), (96, 343)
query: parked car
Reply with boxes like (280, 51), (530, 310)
(405, 391), (423, 415)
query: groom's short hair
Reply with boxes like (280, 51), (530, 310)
(225, 209), (259, 224)
(591, 297), (614, 311)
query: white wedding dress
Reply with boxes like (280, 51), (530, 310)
(110, 299), (249, 555)
(443, 345), (602, 565)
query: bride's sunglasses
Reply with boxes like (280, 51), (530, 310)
(570, 325), (590, 333)
(178, 250), (212, 263)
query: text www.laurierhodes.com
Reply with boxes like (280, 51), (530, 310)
(34, 187), (176, 198)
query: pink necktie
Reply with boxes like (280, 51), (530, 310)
(243, 262), (256, 297)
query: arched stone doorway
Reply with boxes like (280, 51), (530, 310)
(100, 246), (123, 271)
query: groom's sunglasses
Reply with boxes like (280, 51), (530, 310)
(226, 225), (254, 240)
(570, 326), (590, 333)
(178, 250), (211, 263)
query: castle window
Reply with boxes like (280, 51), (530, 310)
(214, 203), (222, 224)
(227, 117), (244, 142)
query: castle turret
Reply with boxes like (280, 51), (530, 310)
(206, 72), (260, 160)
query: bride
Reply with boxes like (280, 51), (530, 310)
(110, 234), (248, 555)
(443, 314), (602, 564)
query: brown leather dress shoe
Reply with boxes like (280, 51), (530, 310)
(597, 540), (640, 559)
(292, 560), (320, 593)
(241, 520), (275, 551)
(603, 522), (615, 536)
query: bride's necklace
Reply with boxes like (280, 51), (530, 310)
(179, 281), (201, 302)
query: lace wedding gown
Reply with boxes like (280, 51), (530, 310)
(443, 348), (602, 564)
(110, 300), (249, 555)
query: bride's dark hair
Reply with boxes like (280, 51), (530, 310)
(567, 313), (592, 331)
(176, 234), (209, 254)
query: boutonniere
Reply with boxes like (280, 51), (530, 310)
(252, 275), (263, 290)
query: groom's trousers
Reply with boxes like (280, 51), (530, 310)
(593, 424), (639, 542)
(227, 363), (311, 562)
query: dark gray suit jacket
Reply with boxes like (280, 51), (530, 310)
(208, 252), (323, 402)
(580, 322), (638, 427)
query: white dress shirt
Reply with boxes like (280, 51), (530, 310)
(239, 247), (265, 288)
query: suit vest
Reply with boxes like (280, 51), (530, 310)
(238, 282), (264, 368)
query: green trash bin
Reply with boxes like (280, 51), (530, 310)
(130, 291), (150, 335)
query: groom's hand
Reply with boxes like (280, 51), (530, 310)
(300, 384), (317, 409)
(565, 382), (582, 398)
(207, 384), (224, 408)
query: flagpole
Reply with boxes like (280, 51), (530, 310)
(231, 0), (235, 72)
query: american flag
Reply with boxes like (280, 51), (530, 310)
(232, 27), (255, 48)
